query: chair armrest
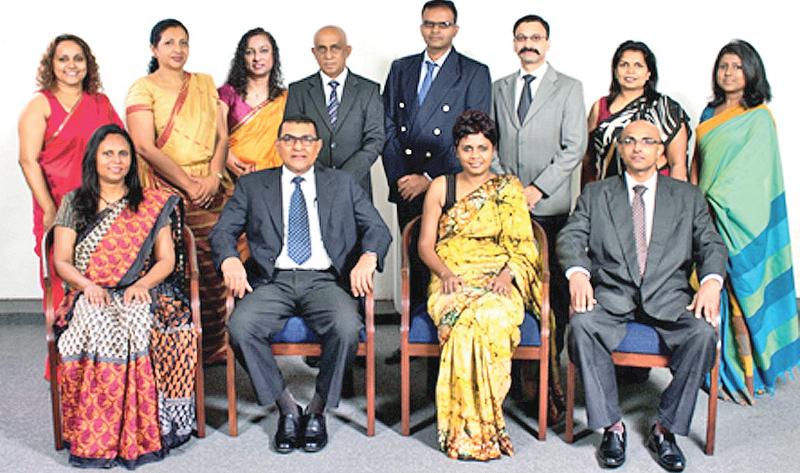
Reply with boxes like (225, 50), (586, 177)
(41, 229), (56, 343)
(532, 220), (551, 335)
(182, 227), (203, 337)
(400, 216), (421, 343)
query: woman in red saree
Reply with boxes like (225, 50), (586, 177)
(18, 34), (122, 312)
(53, 125), (196, 468)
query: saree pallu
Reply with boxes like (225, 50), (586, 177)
(127, 73), (230, 364)
(428, 175), (543, 460)
(34, 90), (123, 312)
(697, 105), (800, 403)
(219, 84), (285, 170)
(55, 189), (197, 468)
(590, 94), (690, 179)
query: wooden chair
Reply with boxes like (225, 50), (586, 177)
(224, 289), (376, 437)
(564, 320), (720, 455)
(399, 216), (551, 439)
(43, 226), (206, 450)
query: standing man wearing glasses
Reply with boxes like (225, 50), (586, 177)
(211, 116), (391, 453)
(492, 14), (587, 358)
(285, 26), (384, 199)
(382, 0), (491, 330)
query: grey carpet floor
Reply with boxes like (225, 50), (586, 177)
(1, 312), (799, 472)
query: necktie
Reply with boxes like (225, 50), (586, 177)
(417, 60), (438, 106)
(632, 185), (648, 277)
(517, 74), (536, 123)
(327, 80), (339, 125)
(287, 176), (311, 265)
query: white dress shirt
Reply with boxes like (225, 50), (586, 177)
(416, 48), (452, 94)
(514, 62), (549, 111)
(320, 68), (348, 104)
(275, 166), (333, 270)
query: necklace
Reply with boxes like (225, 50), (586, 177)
(99, 191), (127, 205)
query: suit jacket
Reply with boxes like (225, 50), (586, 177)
(556, 174), (727, 321)
(284, 70), (384, 197)
(492, 65), (587, 216)
(382, 48), (491, 203)
(210, 165), (392, 287)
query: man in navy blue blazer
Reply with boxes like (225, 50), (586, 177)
(382, 1), (491, 329)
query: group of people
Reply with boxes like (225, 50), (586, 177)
(16, 0), (798, 470)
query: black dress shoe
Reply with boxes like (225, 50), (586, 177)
(647, 426), (686, 472)
(598, 424), (626, 468)
(302, 412), (328, 453)
(274, 408), (301, 454)
(385, 347), (401, 365)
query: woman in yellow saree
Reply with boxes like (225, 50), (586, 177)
(418, 110), (543, 460)
(126, 19), (230, 364)
(219, 27), (286, 174)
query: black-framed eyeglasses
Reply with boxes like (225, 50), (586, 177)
(618, 136), (662, 147)
(278, 134), (320, 146)
(514, 33), (547, 43)
(421, 20), (454, 29)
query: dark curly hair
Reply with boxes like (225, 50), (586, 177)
(709, 39), (771, 109)
(148, 18), (188, 73)
(36, 34), (101, 93)
(452, 110), (497, 146)
(225, 28), (284, 101)
(73, 124), (143, 234)
(607, 40), (659, 104)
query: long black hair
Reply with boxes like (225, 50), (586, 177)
(73, 124), (143, 233)
(148, 18), (188, 73)
(608, 40), (659, 104)
(709, 39), (771, 109)
(225, 27), (284, 101)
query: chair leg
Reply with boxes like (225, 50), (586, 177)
(538, 357), (549, 440)
(48, 344), (63, 451)
(194, 342), (206, 438)
(706, 343), (720, 455)
(226, 342), (238, 437)
(565, 360), (576, 443)
(401, 348), (410, 436)
(366, 347), (375, 436)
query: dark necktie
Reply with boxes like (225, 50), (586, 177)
(632, 185), (648, 277)
(327, 80), (339, 125)
(417, 60), (438, 106)
(287, 176), (311, 265)
(517, 74), (536, 123)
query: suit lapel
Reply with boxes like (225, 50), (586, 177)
(314, 166), (334, 239)
(333, 72), (358, 132)
(605, 176), (642, 285)
(306, 75), (332, 131)
(403, 54), (423, 124)
(261, 170), (284, 238)
(416, 50), (461, 128)
(524, 66), (557, 124)
(498, 74), (520, 129)
(644, 175), (675, 281)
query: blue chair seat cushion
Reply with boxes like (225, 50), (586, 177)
(614, 321), (669, 355)
(270, 316), (366, 344)
(408, 303), (541, 347)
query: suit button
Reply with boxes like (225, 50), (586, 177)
(442, 104), (450, 112)
(400, 126), (407, 132)
(425, 151), (432, 158)
(405, 148), (412, 156)
(399, 102), (405, 109)
(268, 257), (276, 262)
(330, 142), (337, 149)
(433, 128), (441, 136)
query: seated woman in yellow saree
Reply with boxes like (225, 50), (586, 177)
(53, 125), (196, 468)
(418, 110), (542, 460)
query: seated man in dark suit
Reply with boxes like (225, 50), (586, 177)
(210, 116), (392, 454)
(557, 120), (727, 471)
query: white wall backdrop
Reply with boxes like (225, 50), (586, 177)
(1, 0), (797, 299)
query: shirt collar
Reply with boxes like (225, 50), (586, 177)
(282, 165), (316, 184)
(319, 68), (348, 88)
(518, 61), (548, 80)
(624, 171), (657, 195)
(423, 47), (452, 68)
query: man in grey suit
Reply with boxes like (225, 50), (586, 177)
(210, 117), (391, 453)
(557, 120), (727, 471)
(492, 14), (586, 355)
(284, 26), (384, 198)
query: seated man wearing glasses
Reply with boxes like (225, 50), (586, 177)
(557, 120), (727, 471)
(210, 116), (391, 454)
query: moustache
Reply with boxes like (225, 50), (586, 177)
(519, 47), (540, 55)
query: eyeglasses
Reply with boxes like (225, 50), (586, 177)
(278, 134), (319, 146)
(618, 136), (662, 147)
(421, 20), (454, 29)
(514, 33), (547, 43)
(313, 44), (345, 56)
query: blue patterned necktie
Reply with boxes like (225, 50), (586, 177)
(417, 60), (438, 106)
(327, 80), (339, 125)
(287, 176), (311, 265)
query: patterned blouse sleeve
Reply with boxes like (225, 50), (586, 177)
(54, 192), (77, 230)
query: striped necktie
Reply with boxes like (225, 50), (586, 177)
(417, 60), (437, 106)
(327, 80), (339, 125)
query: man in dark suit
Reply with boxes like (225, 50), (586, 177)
(492, 14), (586, 356)
(284, 26), (384, 198)
(557, 120), (727, 471)
(210, 116), (391, 454)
